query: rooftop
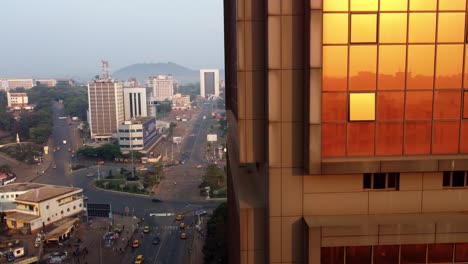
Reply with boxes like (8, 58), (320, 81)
(0, 183), (46, 193)
(5, 212), (40, 222)
(121, 116), (155, 125)
(16, 186), (81, 203)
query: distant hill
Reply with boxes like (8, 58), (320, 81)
(112, 62), (224, 85)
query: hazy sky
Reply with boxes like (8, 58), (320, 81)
(0, 0), (224, 79)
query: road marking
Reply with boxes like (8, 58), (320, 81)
(149, 213), (175, 217)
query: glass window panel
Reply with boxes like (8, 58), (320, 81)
(349, 93), (376, 121)
(346, 246), (371, 264)
(464, 91), (468, 118)
(410, 0), (437, 11)
(350, 0), (377, 11)
(387, 173), (399, 188)
(322, 124), (347, 157)
(407, 45), (435, 89)
(443, 171), (451, 187)
(432, 121), (460, 154)
(321, 247), (344, 264)
(405, 91), (433, 120)
(322, 92), (348, 122)
(378, 45), (406, 90)
(380, 13), (407, 43)
(438, 13), (465, 43)
(351, 14), (377, 43)
(456, 243), (468, 262)
(409, 13), (436, 43)
(349, 46), (377, 90)
(376, 123), (404, 155)
(363, 173), (372, 189)
(323, 14), (349, 44)
(377, 92), (405, 121)
(348, 122), (375, 156)
(453, 171), (465, 186)
(434, 90), (461, 120)
(428, 244), (453, 263)
(439, 0), (466, 11)
(324, 0), (349, 11)
(461, 121), (468, 153)
(373, 173), (386, 189)
(435, 45), (463, 89)
(404, 122), (432, 155)
(380, 0), (408, 11)
(323, 46), (348, 91)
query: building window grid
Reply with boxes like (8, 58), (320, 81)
(322, 0), (468, 157)
(363, 172), (400, 190)
(442, 171), (468, 188)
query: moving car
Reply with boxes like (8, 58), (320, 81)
(132, 240), (140, 248)
(86, 173), (94, 177)
(196, 165), (203, 169)
(179, 223), (186, 229)
(180, 232), (187, 239)
(143, 226), (150, 233)
(134, 255), (144, 264)
(151, 198), (162, 203)
(176, 214), (184, 221)
(152, 236), (160, 245)
(53, 165), (57, 169)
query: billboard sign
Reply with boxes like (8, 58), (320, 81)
(143, 117), (157, 145)
(207, 134), (217, 142)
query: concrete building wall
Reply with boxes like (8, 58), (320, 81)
(123, 87), (147, 120)
(37, 191), (83, 227)
(152, 75), (174, 101)
(200, 69), (220, 97)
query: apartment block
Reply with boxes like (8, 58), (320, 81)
(0, 79), (35, 90)
(150, 75), (174, 101)
(87, 79), (124, 140)
(123, 87), (147, 120)
(172, 93), (191, 110)
(7, 92), (28, 108)
(224, 0), (468, 263)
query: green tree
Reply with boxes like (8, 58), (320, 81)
(0, 164), (11, 173)
(203, 202), (227, 264)
(178, 83), (200, 101)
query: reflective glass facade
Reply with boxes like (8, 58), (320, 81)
(322, 0), (468, 157)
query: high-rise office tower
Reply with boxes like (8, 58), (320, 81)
(150, 75), (174, 101)
(224, 1), (468, 263)
(87, 79), (124, 140)
(200, 69), (220, 98)
(123, 87), (147, 120)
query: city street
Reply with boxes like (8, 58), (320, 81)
(31, 100), (221, 263)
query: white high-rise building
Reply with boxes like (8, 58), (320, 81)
(150, 75), (174, 101)
(87, 79), (124, 140)
(123, 87), (147, 120)
(200, 69), (220, 98)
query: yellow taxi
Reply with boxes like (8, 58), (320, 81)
(134, 255), (144, 264)
(86, 173), (94, 177)
(179, 222), (186, 229)
(132, 240), (140, 248)
(196, 165), (203, 169)
(180, 232), (187, 239)
(143, 226), (150, 233)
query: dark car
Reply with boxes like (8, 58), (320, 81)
(151, 198), (162, 203)
(6, 251), (14, 262)
(152, 236), (161, 245)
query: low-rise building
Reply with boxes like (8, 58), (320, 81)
(36, 79), (57, 87)
(7, 92), (28, 108)
(118, 117), (157, 152)
(0, 183), (84, 233)
(0, 79), (35, 90)
(172, 93), (191, 110)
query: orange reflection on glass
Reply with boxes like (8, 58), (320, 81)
(322, 124), (347, 157)
(405, 91), (433, 120)
(349, 45), (377, 90)
(464, 91), (468, 118)
(434, 90), (461, 119)
(377, 92), (405, 121)
(349, 93), (375, 121)
(464, 47), (468, 88)
(351, 14), (377, 43)
(378, 45), (406, 90)
(409, 13), (436, 43)
(348, 122), (375, 156)
(407, 45), (435, 89)
(351, 0), (378, 11)
(380, 13), (407, 43)
(432, 121), (460, 154)
(376, 123), (403, 155)
(404, 122), (432, 155)
(435, 45), (463, 89)
(323, 14), (349, 44)
(439, 0), (466, 11)
(322, 92), (348, 122)
(438, 13), (465, 43)
(410, 0), (437, 11)
(380, 0), (408, 11)
(461, 122), (468, 153)
(324, 0), (349, 11)
(323, 46), (348, 91)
